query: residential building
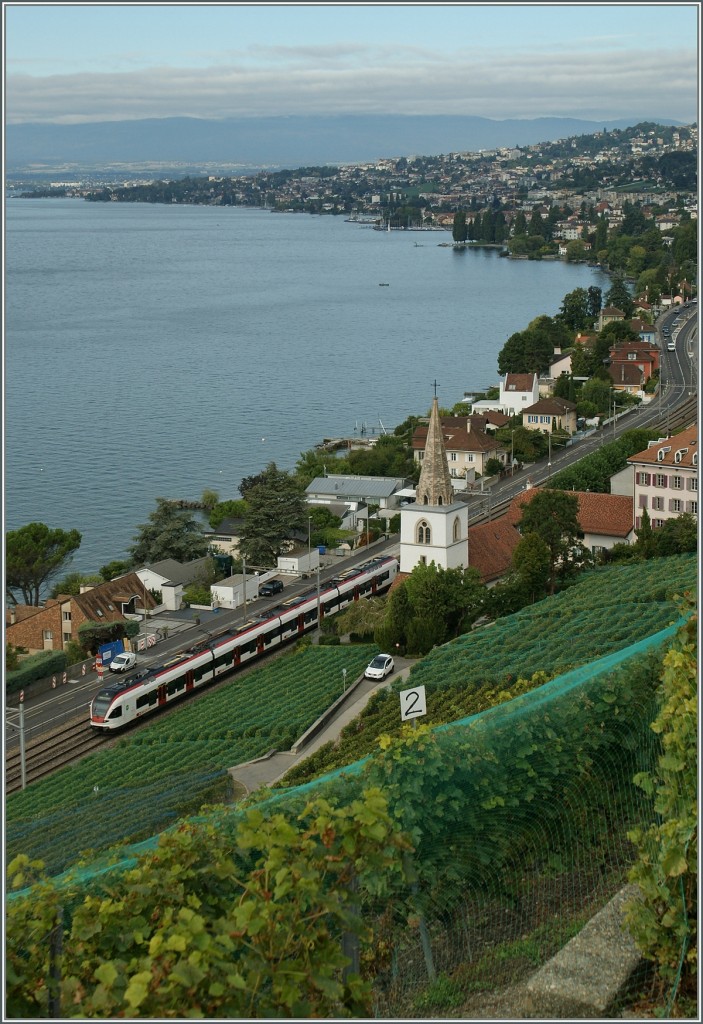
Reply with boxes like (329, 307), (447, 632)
(5, 572), (157, 654)
(467, 489), (636, 583)
(610, 427), (698, 529)
(136, 557), (212, 612)
(498, 373), (540, 416)
(598, 306), (625, 330)
(412, 418), (505, 484)
(523, 396), (577, 433)
(608, 361), (646, 396)
(305, 474), (408, 510)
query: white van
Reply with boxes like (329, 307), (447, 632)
(667, 341), (676, 351)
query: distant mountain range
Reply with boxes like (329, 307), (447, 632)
(6, 114), (682, 173)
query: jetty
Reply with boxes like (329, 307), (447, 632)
(316, 436), (380, 453)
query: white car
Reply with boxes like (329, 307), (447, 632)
(109, 651), (137, 673)
(364, 654), (395, 680)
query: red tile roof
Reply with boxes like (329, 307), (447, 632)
(504, 373), (537, 392)
(608, 363), (645, 386)
(627, 427), (698, 469)
(468, 488), (635, 583)
(523, 397), (576, 415)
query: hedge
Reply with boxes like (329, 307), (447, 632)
(6, 650), (68, 695)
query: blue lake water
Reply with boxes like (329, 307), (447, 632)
(5, 199), (610, 575)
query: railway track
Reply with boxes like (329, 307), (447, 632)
(5, 639), (305, 795)
(5, 715), (111, 794)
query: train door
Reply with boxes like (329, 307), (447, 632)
(157, 684), (167, 706)
(185, 669), (195, 692)
(297, 612), (305, 634)
(353, 585), (360, 602)
(233, 646), (241, 667)
(257, 634), (265, 655)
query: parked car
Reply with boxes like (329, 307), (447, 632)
(364, 654), (395, 680)
(259, 579), (284, 597)
(109, 651), (137, 673)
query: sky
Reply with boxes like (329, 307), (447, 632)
(3, 2), (700, 125)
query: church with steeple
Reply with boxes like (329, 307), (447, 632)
(399, 396), (469, 573)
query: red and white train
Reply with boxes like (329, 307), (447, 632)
(90, 555), (398, 730)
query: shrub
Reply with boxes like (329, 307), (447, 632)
(624, 600), (697, 1011)
(318, 634), (341, 646)
(6, 650), (68, 695)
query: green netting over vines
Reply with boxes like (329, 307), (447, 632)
(5, 644), (378, 878)
(7, 613), (693, 1016)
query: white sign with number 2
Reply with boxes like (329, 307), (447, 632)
(399, 684), (427, 721)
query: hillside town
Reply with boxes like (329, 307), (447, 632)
(20, 121), (698, 232)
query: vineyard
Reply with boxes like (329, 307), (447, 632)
(5, 644), (378, 878)
(281, 553), (697, 786)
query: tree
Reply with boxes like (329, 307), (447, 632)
(517, 490), (582, 594)
(200, 488), (219, 510)
(208, 499), (248, 529)
(99, 559), (132, 581)
(558, 287), (591, 331)
(295, 448), (338, 488)
(654, 513), (697, 556)
(452, 210), (467, 243)
(511, 532), (552, 600)
(379, 562), (484, 655)
(334, 596), (387, 640)
(587, 285), (603, 321)
(512, 210), (528, 236)
(498, 327), (555, 375)
(49, 572), (103, 599)
(528, 207), (545, 238)
(565, 240), (588, 262)
(605, 275), (634, 318)
(6, 523), (82, 606)
(129, 499), (208, 565)
(594, 215), (608, 252)
(6, 643), (24, 672)
(634, 508), (657, 559)
(238, 462), (308, 566)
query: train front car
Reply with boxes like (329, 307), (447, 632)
(90, 679), (133, 729)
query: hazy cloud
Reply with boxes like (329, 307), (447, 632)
(6, 45), (697, 124)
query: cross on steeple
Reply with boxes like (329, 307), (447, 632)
(432, 379), (440, 399)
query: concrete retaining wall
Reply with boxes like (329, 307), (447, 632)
(524, 884), (647, 1018)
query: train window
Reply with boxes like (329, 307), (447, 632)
(194, 665), (210, 682)
(167, 679), (184, 696)
(304, 609), (317, 625)
(359, 582), (372, 595)
(107, 705), (123, 719)
(136, 693), (150, 709)
(323, 600), (337, 614)
(241, 640), (257, 655)
(214, 653), (231, 670)
(378, 571), (390, 583)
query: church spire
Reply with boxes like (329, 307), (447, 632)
(416, 396), (454, 506)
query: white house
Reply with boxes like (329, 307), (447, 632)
(211, 572), (267, 611)
(136, 557), (212, 612)
(498, 373), (540, 416)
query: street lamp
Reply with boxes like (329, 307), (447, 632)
(308, 515), (312, 572)
(511, 429), (515, 476)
